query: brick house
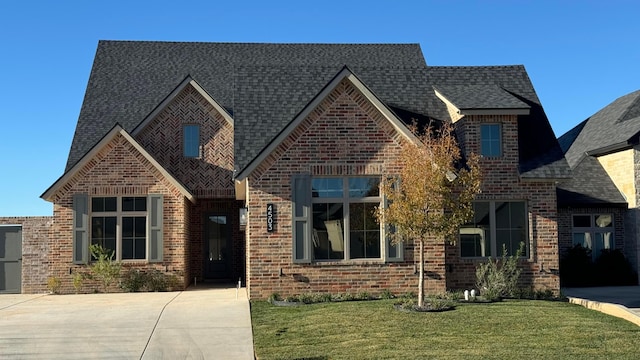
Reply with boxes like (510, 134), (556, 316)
(558, 89), (640, 278)
(27, 41), (570, 297)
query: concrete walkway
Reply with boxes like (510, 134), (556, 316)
(563, 286), (640, 327)
(0, 286), (254, 359)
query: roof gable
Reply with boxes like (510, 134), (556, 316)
(42, 125), (194, 203)
(132, 76), (233, 136)
(234, 66), (418, 180)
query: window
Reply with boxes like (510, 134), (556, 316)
(480, 124), (502, 157)
(460, 201), (528, 257)
(183, 124), (200, 158)
(572, 214), (613, 260)
(292, 176), (402, 262)
(90, 196), (147, 260)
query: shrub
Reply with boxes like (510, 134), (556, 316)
(72, 271), (87, 293)
(476, 243), (523, 301)
(89, 244), (122, 292)
(380, 289), (395, 299)
(560, 245), (638, 287)
(594, 249), (638, 286)
(560, 244), (593, 287)
(47, 276), (61, 294)
(146, 270), (170, 292)
(120, 269), (147, 292)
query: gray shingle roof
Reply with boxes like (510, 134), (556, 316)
(556, 155), (627, 207)
(433, 84), (530, 110)
(561, 89), (640, 168)
(66, 41), (568, 181)
(425, 66), (569, 179)
(67, 41), (427, 170)
(557, 89), (640, 207)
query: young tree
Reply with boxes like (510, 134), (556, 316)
(377, 122), (481, 307)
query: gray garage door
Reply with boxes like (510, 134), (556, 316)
(0, 225), (22, 293)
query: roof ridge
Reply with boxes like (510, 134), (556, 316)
(618, 91), (640, 123)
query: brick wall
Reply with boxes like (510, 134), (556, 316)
(0, 216), (52, 293)
(135, 83), (235, 199)
(48, 133), (189, 293)
(246, 78), (445, 299)
(446, 115), (561, 293)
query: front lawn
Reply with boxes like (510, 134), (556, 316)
(251, 299), (640, 359)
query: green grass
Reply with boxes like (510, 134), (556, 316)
(251, 299), (640, 359)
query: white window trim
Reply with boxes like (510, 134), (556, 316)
(90, 196), (148, 262)
(460, 200), (529, 259)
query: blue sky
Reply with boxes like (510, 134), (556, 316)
(1, 0), (639, 216)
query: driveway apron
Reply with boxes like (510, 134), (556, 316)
(0, 286), (254, 359)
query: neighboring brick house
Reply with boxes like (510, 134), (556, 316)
(558, 89), (640, 277)
(33, 41), (569, 298)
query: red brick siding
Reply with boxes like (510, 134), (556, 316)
(247, 79), (446, 299)
(48, 133), (189, 293)
(447, 115), (560, 293)
(135, 84), (235, 199)
(0, 216), (53, 293)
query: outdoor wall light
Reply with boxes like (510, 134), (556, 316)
(239, 207), (248, 227)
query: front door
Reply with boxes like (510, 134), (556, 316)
(204, 214), (232, 280)
(0, 225), (22, 293)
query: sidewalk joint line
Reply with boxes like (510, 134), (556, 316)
(139, 291), (183, 359)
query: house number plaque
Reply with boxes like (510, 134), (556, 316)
(266, 203), (275, 232)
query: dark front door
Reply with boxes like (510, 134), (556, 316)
(204, 215), (232, 280)
(0, 226), (22, 293)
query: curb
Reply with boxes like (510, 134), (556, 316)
(568, 296), (640, 327)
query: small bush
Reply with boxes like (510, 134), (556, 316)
(380, 289), (395, 299)
(89, 244), (122, 292)
(72, 271), (88, 293)
(120, 269), (147, 292)
(476, 243), (523, 301)
(146, 270), (169, 292)
(47, 276), (61, 294)
(268, 293), (282, 303)
(356, 291), (373, 301)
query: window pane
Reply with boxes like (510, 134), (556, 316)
(573, 232), (591, 249)
(92, 197), (116, 212)
(312, 203), (344, 260)
(122, 238), (133, 260)
(349, 203), (381, 259)
(495, 202), (510, 228)
(595, 214), (612, 228)
(594, 231), (613, 253)
(348, 177), (380, 197)
(460, 228), (490, 257)
(122, 216), (146, 260)
(183, 125), (200, 157)
(123, 197), (147, 212)
(312, 178), (343, 198)
(480, 124), (501, 157)
(460, 202), (491, 257)
(573, 215), (591, 228)
(91, 216), (116, 258)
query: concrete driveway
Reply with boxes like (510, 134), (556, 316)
(0, 286), (254, 359)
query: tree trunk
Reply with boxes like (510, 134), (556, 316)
(418, 239), (424, 308)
